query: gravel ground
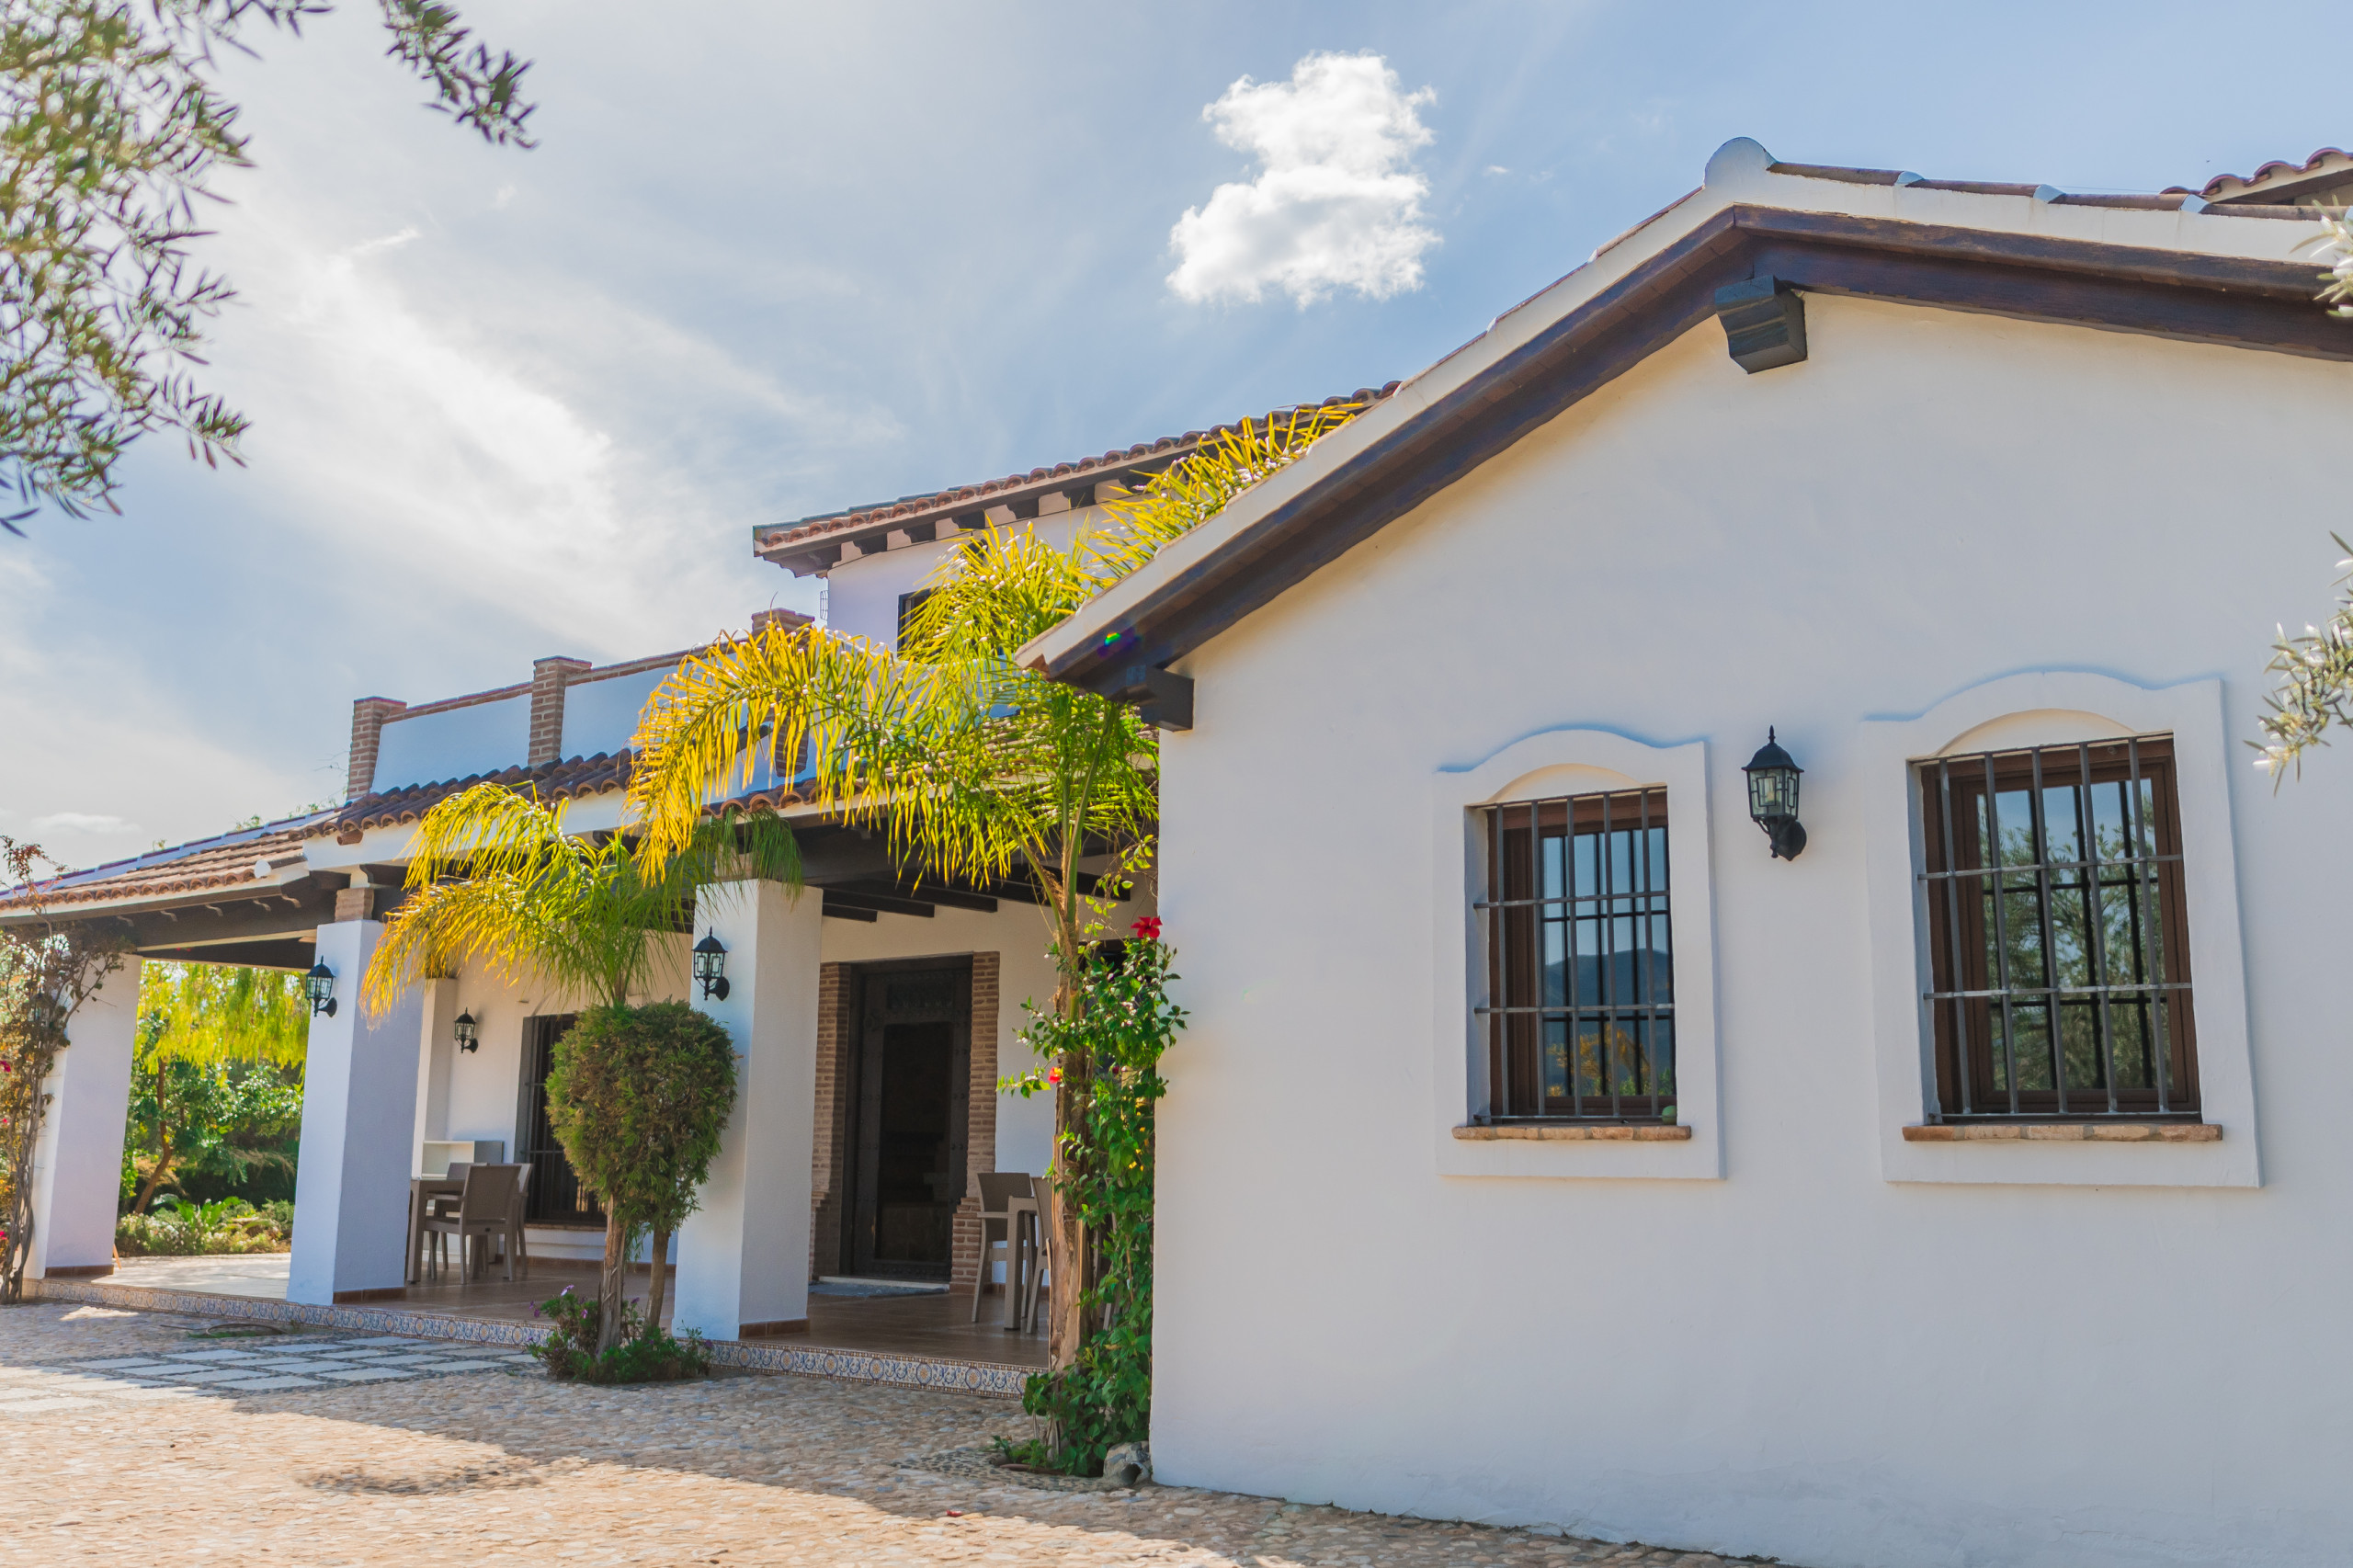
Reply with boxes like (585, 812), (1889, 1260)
(2, 1301), (1786, 1566)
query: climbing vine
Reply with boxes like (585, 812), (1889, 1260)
(1004, 918), (1183, 1474)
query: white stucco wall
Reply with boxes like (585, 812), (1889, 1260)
(1149, 296), (2353, 1568)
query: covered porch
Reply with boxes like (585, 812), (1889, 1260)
(6, 795), (1118, 1392)
(86, 1253), (1050, 1371)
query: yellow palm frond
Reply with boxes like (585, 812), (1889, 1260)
(1080, 400), (1368, 593)
(138, 961), (309, 1068)
(363, 783), (799, 1017)
(627, 396), (1368, 989)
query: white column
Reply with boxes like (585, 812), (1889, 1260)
(288, 920), (424, 1304)
(411, 978), (456, 1176)
(673, 879), (823, 1339)
(28, 960), (142, 1278)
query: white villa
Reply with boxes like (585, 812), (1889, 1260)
(15, 137), (2353, 1568)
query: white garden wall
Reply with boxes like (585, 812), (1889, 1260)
(1148, 294), (2353, 1568)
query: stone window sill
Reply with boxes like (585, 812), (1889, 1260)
(1454, 1123), (1693, 1142)
(1902, 1122), (2219, 1143)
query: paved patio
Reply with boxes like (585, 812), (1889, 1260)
(0, 1300), (1789, 1567)
(108, 1253), (1051, 1368)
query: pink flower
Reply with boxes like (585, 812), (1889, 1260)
(1131, 917), (1163, 941)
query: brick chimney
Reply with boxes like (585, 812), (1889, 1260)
(751, 607), (813, 639)
(346, 697), (407, 802)
(529, 656), (593, 767)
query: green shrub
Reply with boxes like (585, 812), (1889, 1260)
(115, 1194), (291, 1256)
(544, 1001), (736, 1350)
(1003, 924), (1183, 1476)
(529, 1285), (710, 1384)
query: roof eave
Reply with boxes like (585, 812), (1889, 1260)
(1028, 139), (2340, 690)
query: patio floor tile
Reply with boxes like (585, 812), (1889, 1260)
(313, 1368), (418, 1382)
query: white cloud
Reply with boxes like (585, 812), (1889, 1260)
(1167, 52), (1438, 308)
(32, 812), (140, 834)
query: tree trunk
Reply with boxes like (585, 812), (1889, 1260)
(1040, 1173), (1086, 1370)
(596, 1211), (629, 1355)
(644, 1224), (671, 1337)
(131, 1153), (176, 1216)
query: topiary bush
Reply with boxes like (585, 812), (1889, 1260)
(543, 1001), (736, 1357)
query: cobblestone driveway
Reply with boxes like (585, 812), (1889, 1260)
(4, 1302), (1782, 1566)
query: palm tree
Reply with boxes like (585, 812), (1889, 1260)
(623, 399), (1368, 1369)
(362, 783), (799, 1345)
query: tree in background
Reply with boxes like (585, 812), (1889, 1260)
(121, 960), (306, 1213)
(2256, 534), (2353, 779)
(1, 0), (535, 532)
(2257, 231), (2353, 778)
(626, 399), (1363, 1410)
(543, 1002), (734, 1355)
(0, 837), (130, 1301)
(362, 781), (799, 1350)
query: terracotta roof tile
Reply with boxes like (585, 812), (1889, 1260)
(756, 386), (1402, 574)
(0, 819), (324, 915)
(2174, 147), (2353, 203)
(309, 751), (639, 838)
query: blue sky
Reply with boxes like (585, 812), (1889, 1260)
(4, 0), (2339, 869)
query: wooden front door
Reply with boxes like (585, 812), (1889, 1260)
(843, 962), (971, 1280)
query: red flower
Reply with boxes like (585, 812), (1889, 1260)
(1131, 916), (1163, 941)
(1048, 1066), (1063, 1086)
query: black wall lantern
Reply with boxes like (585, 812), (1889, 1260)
(453, 1011), (479, 1053)
(692, 933), (731, 1002)
(1743, 729), (1808, 860)
(304, 960), (339, 1018)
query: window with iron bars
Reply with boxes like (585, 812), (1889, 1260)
(1475, 787), (1674, 1121)
(1917, 734), (2199, 1121)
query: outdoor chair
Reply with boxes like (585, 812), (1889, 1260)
(1022, 1181), (1056, 1336)
(420, 1163), (526, 1283)
(970, 1172), (1034, 1324)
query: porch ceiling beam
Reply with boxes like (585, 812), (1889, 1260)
(832, 879), (997, 914)
(817, 888), (935, 918)
(818, 894), (878, 922)
(138, 939), (317, 971)
(111, 890), (339, 950)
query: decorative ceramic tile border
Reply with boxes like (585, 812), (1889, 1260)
(28, 1278), (1030, 1397)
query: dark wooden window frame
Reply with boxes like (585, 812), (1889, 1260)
(1917, 734), (2200, 1121)
(895, 589), (935, 648)
(1475, 786), (1676, 1123)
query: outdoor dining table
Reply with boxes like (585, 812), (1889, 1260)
(404, 1175), (462, 1284)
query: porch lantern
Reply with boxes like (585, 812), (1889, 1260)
(453, 1011), (479, 1053)
(1743, 728), (1808, 861)
(304, 960), (339, 1018)
(692, 933), (731, 1002)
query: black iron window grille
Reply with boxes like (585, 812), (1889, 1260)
(1474, 787), (1674, 1121)
(1918, 734), (2199, 1121)
(517, 1013), (605, 1225)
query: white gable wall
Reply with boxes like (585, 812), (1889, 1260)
(826, 510), (1097, 649)
(1150, 294), (2353, 1568)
